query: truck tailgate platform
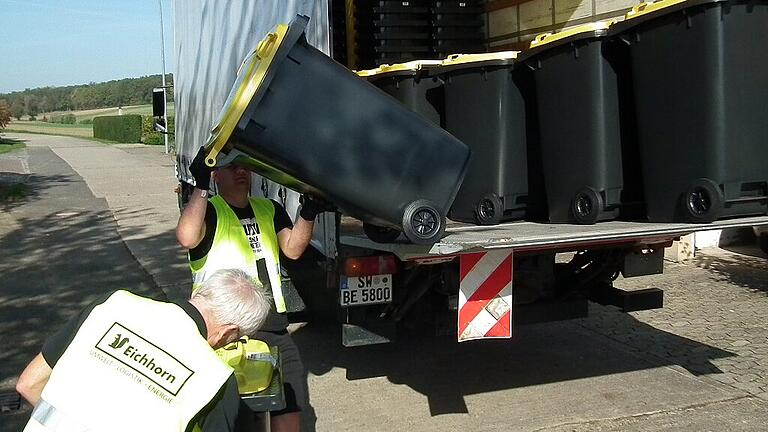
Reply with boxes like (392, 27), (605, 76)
(340, 216), (768, 260)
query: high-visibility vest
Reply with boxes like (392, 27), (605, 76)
(24, 291), (232, 432)
(189, 195), (284, 312)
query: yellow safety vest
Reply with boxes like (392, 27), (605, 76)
(24, 291), (232, 432)
(189, 195), (284, 312)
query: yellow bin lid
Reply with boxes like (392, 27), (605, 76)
(356, 60), (443, 78)
(440, 51), (520, 67)
(529, 21), (613, 49)
(204, 23), (290, 167)
(623, 0), (689, 21)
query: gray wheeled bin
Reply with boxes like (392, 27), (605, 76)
(431, 52), (531, 225)
(356, 60), (444, 126)
(357, 60), (445, 242)
(204, 15), (470, 244)
(610, 0), (768, 222)
(520, 22), (631, 224)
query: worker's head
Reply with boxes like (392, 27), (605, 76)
(212, 163), (251, 195)
(190, 269), (272, 349)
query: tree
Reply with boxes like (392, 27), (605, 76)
(37, 95), (50, 115)
(24, 95), (39, 117)
(10, 98), (24, 120)
(0, 100), (11, 129)
(0, 73), (175, 115)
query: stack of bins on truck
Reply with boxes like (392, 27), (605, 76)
(356, 0), (433, 67)
(430, 0), (487, 58)
(203, 15), (470, 244)
(520, 21), (635, 224)
(610, 0), (768, 222)
(331, 0), (348, 65)
(431, 52), (531, 225)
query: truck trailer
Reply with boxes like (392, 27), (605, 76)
(168, 0), (768, 347)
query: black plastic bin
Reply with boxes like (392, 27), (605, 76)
(610, 0), (768, 222)
(357, 60), (444, 127)
(432, 52), (530, 225)
(433, 27), (485, 40)
(204, 15), (470, 244)
(520, 22), (627, 224)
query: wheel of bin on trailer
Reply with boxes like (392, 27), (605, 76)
(758, 234), (768, 255)
(401, 200), (446, 245)
(682, 178), (724, 223)
(363, 223), (401, 243)
(571, 186), (604, 225)
(474, 193), (503, 225)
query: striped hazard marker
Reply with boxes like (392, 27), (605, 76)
(458, 250), (513, 342)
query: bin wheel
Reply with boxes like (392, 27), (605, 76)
(363, 223), (401, 243)
(571, 187), (603, 225)
(759, 234), (768, 255)
(475, 194), (503, 225)
(682, 178), (723, 223)
(402, 200), (445, 245)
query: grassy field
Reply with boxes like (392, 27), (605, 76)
(38, 103), (175, 122)
(8, 103), (176, 143)
(6, 121), (94, 138)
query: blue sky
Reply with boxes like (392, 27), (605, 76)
(0, 0), (174, 93)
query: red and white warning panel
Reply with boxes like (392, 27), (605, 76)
(458, 250), (513, 342)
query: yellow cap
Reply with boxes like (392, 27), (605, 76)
(204, 24), (290, 167)
(440, 51), (520, 67)
(530, 21), (613, 49)
(624, 0), (688, 20)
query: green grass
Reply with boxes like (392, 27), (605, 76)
(0, 183), (27, 201)
(16, 121), (91, 129)
(6, 121), (93, 138)
(0, 136), (26, 154)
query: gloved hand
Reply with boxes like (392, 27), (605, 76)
(299, 194), (334, 221)
(189, 147), (213, 189)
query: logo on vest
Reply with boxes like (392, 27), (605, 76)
(108, 334), (129, 350)
(96, 322), (194, 396)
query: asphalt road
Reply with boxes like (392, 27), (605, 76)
(1, 133), (767, 431)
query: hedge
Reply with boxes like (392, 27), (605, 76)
(93, 115), (142, 143)
(141, 115), (174, 145)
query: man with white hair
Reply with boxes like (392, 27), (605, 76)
(16, 269), (271, 432)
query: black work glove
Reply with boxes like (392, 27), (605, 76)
(299, 194), (334, 221)
(189, 147), (213, 189)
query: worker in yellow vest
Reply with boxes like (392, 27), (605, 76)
(176, 148), (331, 432)
(16, 268), (272, 432)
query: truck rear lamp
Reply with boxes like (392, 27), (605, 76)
(343, 255), (397, 277)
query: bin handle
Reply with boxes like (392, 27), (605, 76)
(629, 2), (651, 15)
(256, 32), (279, 60)
(532, 32), (553, 44)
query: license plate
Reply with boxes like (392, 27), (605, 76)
(340, 275), (392, 306)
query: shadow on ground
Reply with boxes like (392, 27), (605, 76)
(0, 148), (168, 430)
(286, 295), (736, 432)
(691, 251), (768, 294)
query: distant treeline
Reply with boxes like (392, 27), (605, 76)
(0, 74), (174, 119)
